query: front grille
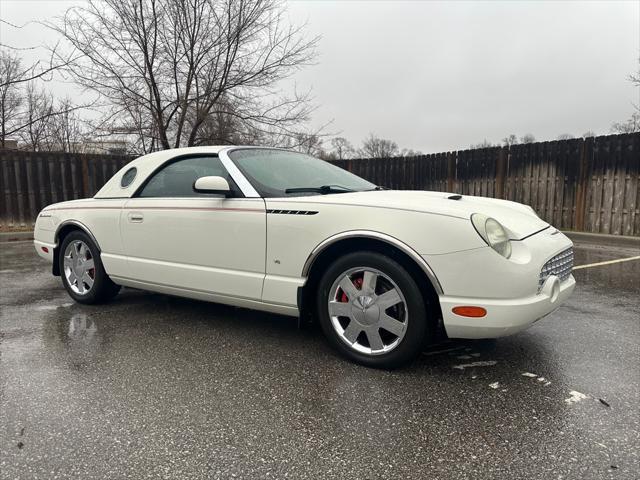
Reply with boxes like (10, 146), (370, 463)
(539, 247), (574, 290)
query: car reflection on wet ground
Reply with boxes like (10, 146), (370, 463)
(1, 238), (638, 479)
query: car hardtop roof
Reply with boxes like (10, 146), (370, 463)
(93, 145), (280, 199)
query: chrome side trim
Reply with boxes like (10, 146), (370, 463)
(54, 220), (101, 252)
(219, 147), (260, 198)
(302, 230), (444, 295)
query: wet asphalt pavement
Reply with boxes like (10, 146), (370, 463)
(1, 239), (639, 479)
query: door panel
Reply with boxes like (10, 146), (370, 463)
(121, 197), (266, 299)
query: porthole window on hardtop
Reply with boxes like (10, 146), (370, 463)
(120, 167), (137, 188)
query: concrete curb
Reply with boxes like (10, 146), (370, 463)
(563, 231), (640, 249)
(0, 231), (34, 243)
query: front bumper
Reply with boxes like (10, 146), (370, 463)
(34, 240), (56, 263)
(440, 274), (575, 338)
(424, 227), (576, 339)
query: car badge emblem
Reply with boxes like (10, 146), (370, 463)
(357, 295), (374, 311)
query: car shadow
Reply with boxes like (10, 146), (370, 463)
(42, 287), (565, 382)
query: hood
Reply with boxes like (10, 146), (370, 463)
(289, 190), (549, 240)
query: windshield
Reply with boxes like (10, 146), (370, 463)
(228, 148), (376, 197)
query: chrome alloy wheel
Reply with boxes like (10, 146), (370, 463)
(328, 267), (408, 355)
(63, 240), (96, 295)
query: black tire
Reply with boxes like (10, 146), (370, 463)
(316, 251), (429, 369)
(59, 230), (121, 304)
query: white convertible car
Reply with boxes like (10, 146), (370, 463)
(34, 146), (575, 367)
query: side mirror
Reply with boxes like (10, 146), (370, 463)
(193, 176), (231, 196)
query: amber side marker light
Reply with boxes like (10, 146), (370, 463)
(452, 306), (487, 318)
(41, 247), (49, 253)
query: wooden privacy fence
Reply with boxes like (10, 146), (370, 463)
(0, 152), (132, 228)
(1, 133), (638, 235)
(332, 133), (639, 237)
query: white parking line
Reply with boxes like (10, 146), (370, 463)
(573, 256), (640, 270)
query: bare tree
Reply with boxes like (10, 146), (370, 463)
(0, 38), (69, 89)
(329, 137), (355, 160)
(470, 139), (495, 149)
(0, 50), (24, 147)
(400, 148), (422, 156)
(194, 96), (262, 145)
(325, 135), (418, 159)
(359, 133), (399, 158)
(502, 134), (518, 146)
(19, 81), (54, 150)
(611, 112), (640, 134)
(1, 49), (81, 149)
(520, 134), (536, 144)
(1, 16), (74, 148)
(52, 0), (320, 153)
(292, 132), (325, 157)
(47, 98), (87, 152)
(556, 133), (574, 140)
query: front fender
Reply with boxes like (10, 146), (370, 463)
(302, 229), (443, 295)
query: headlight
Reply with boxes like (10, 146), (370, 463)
(471, 213), (512, 259)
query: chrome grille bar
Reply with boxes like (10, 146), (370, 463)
(539, 247), (574, 290)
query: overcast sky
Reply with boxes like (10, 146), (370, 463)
(1, 0), (638, 153)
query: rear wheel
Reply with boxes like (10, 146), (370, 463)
(316, 251), (429, 368)
(59, 231), (120, 304)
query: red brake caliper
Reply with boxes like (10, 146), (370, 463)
(339, 274), (363, 302)
(88, 254), (95, 279)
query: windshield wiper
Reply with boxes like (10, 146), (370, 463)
(285, 185), (355, 195)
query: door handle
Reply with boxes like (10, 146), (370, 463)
(128, 212), (144, 223)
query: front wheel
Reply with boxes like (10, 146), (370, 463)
(316, 251), (429, 368)
(59, 231), (121, 304)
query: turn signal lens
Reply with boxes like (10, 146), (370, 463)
(452, 306), (487, 318)
(41, 247), (49, 253)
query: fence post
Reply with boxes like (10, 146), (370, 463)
(81, 155), (90, 197)
(574, 137), (592, 231)
(495, 147), (507, 199)
(447, 152), (456, 192)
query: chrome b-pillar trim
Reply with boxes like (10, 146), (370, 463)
(219, 147), (260, 198)
(302, 230), (444, 295)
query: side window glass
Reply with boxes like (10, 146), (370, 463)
(120, 167), (137, 188)
(138, 156), (234, 198)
